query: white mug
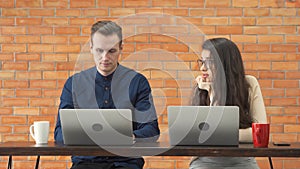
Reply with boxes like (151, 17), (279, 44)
(30, 121), (50, 144)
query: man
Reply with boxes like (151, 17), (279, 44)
(54, 21), (160, 169)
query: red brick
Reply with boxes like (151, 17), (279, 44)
(1, 116), (27, 124)
(41, 36), (68, 44)
(2, 44), (27, 52)
(0, 72), (14, 79)
(0, 0), (14, 7)
(216, 26), (243, 34)
(163, 8), (189, 16)
(29, 9), (54, 16)
(217, 8), (242, 16)
(2, 98), (28, 106)
(272, 62), (298, 71)
(1, 26), (26, 35)
(41, 107), (59, 115)
(285, 107), (300, 115)
(16, 0), (41, 7)
(0, 36), (13, 43)
(124, 0), (149, 7)
(0, 89), (14, 97)
(271, 98), (297, 106)
(258, 35), (284, 43)
(233, 0), (258, 7)
(28, 26), (53, 34)
(3, 134), (28, 142)
(40, 162), (67, 169)
(272, 133), (297, 142)
(2, 62), (28, 71)
(70, 0), (95, 8)
(230, 17), (256, 25)
(244, 26), (268, 34)
(16, 71), (42, 79)
(257, 17), (283, 25)
(30, 80), (57, 88)
(286, 35), (300, 43)
(54, 45), (81, 53)
(0, 108), (13, 115)
(56, 9), (80, 16)
(56, 62), (76, 71)
(43, 0), (68, 8)
(54, 27), (81, 35)
(270, 26), (296, 34)
(14, 108), (40, 115)
(271, 44), (297, 53)
(284, 17), (300, 25)
(203, 17), (228, 25)
(244, 44), (270, 52)
(190, 9), (214, 16)
(29, 62), (55, 71)
(42, 54), (68, 62)
(28, 44), (53, 52)
(16, 89), (42, 97)
(152, 0), (176, 7)
(43, 89), (62, 97)
(286, 72), (300, 79)
(98, 0), (122, 7)
(206, 0), (230, 7)
(43, 71), (68, 79)
(16, 36), (41, 43)
(82, 9), (108, 16)
(2, 9), (27, 16)
(260, 0), (283, 7)
(43, 18), (68, 25)
(0, 126), (12, 133)
(257, 53), (284, 61)
(71, 18), (95, 26)
(259, 71), (285, 79)
(16, 18), (42, 25)
(286, 89), (300, 97)
(274, 80), (298, 88)
(3, 80), (28, 88)
(261, 89), (284, 97)
(231, 35), (256, 43)
(110, 8), (136, 16)
(30, 98), (56, 107)
(178, 0), (204, 7)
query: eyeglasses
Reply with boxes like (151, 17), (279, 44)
(197, 59), (214, 67)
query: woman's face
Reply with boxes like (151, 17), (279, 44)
(199, 49), (214, 82)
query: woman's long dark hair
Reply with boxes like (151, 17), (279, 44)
(192, 38), (253, 129)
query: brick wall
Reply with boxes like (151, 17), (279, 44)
(0, 0), (299, 168)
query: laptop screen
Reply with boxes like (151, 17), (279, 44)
(59, 109), (134, 146)
(168, 106), (239, 146)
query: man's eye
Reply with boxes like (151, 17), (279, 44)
(109, 49), (117, 53)
(96, 49), (103, 53)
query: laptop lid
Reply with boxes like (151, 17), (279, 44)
(168, 106), (239, 146)
(59, 109), (134, 146)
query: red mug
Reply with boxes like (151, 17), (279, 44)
(252, 123), (270, 148)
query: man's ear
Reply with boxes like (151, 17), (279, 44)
(90, 41), (93, 54)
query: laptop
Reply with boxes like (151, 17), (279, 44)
(168, 106), (239, 146)
(59, 109), (134, 146)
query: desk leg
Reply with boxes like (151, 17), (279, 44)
(7, 155), (12, 169)
(268, 157), (274, 169)
(35, 155), (40, 169)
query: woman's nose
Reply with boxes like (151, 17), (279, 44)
(200, 64), (207, 71)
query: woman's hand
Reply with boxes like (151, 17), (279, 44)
(195, 75), (212, 92)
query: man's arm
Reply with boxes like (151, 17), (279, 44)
(130, 74), (160, 141)
(54, 77), (74, 143)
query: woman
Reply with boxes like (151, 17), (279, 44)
(190, 38), (267, 169)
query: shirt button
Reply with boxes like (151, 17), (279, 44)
(104, 100), (108, 104)
(105, 87), (109, 90)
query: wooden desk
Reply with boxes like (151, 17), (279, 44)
(0, 141), (299, 169)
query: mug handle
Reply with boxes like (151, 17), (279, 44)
(255, 128), (261, 144)
(29, 124), (36, 141)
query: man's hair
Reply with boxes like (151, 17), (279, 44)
(90, 20), (123, 47)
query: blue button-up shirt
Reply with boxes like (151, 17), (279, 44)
(54, 65), (160, 169)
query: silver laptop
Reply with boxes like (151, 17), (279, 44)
(168, 106), (239, 146)
(59, 109), (134, 146)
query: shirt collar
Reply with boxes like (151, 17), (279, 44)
(95, 66), (117, 82)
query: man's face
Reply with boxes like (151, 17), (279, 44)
(90, 32), (122, 76)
